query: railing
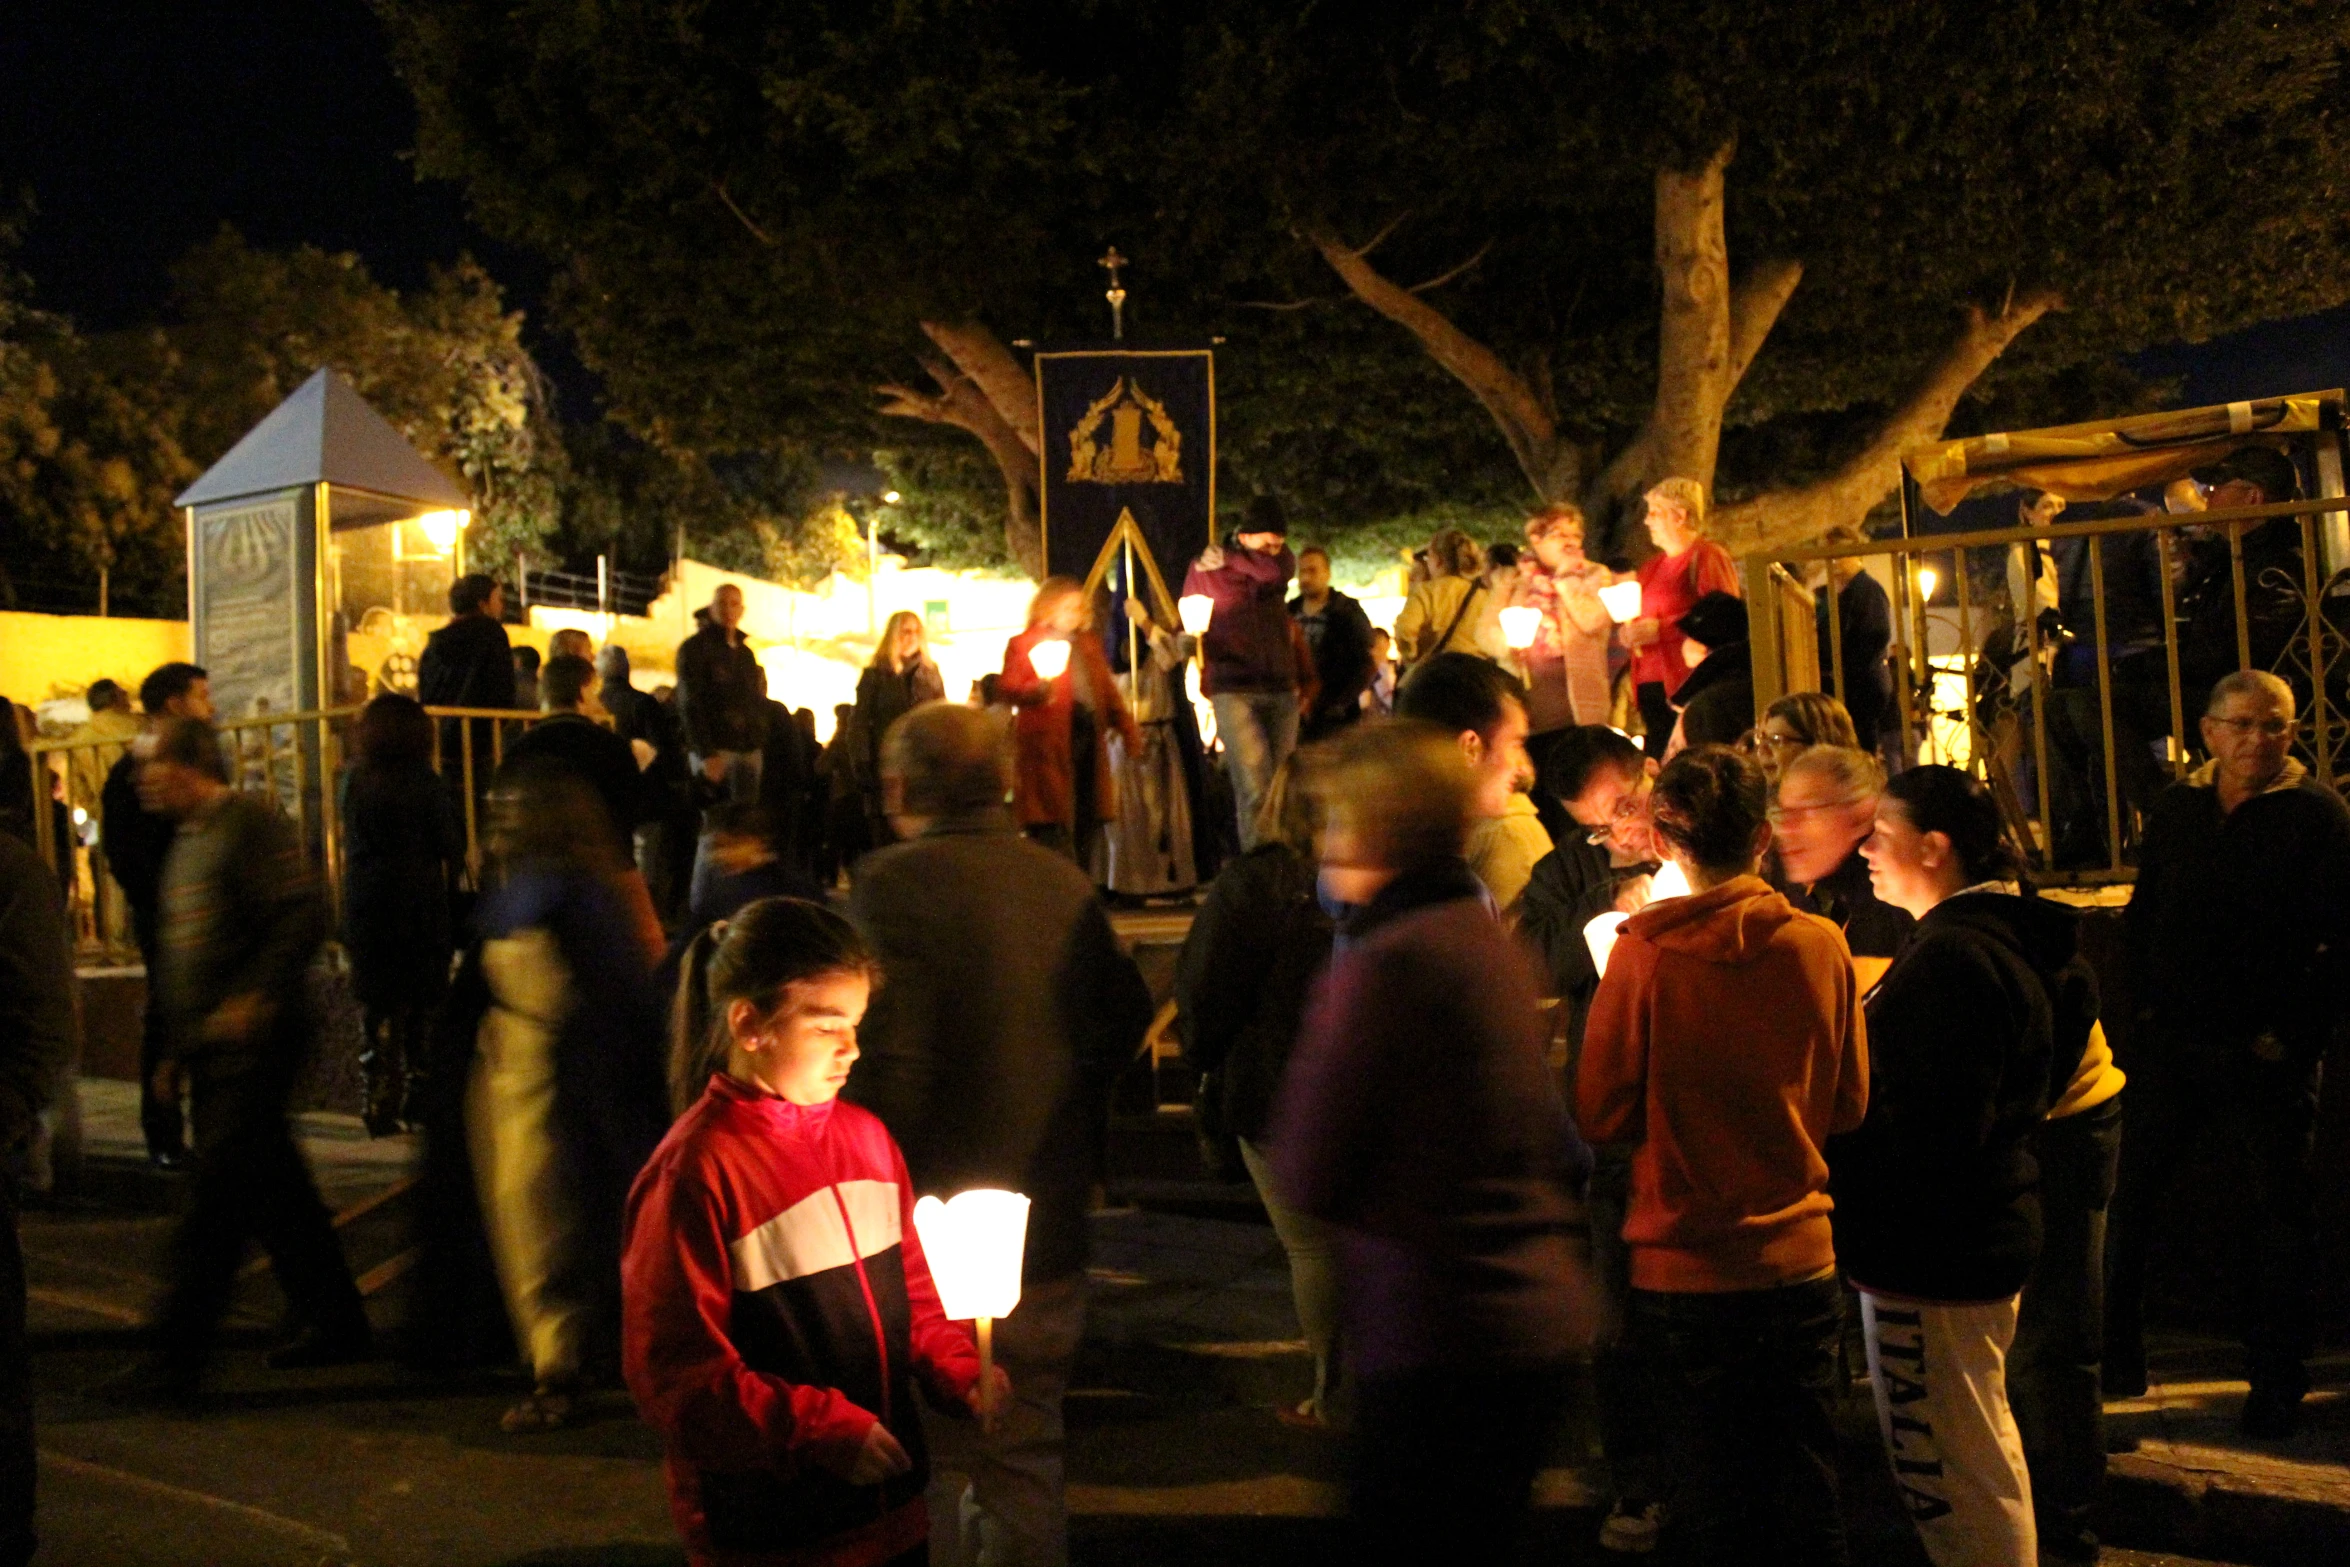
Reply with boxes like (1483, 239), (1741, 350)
(24, 703), (583, 962)
(514, 559), (665, 619)
(1744, 496), (2350, 885)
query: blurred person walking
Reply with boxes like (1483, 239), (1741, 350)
(1289, 547), (1376, 743)
(1001, 578), (1138, 871)
(1394, 654), (1549, 923)
(853, 611), (947, 852)
(676, 585), (770, 801)
(0, 828), (71, 1566)
(98, 662), (213, 1165)
(848, 702), (1152, 1567)
(2106, 670), (2350, 1436)
(128, 718), (372, 1397)
(1271, 721), (1594, 1562)
(1183, 496), (1301, 850)
(1578, 746), (1867, 1566)
(1174, 756), (1338, 1427)
(1839, 766), (2076, 1565)
(340, 694), (462, 1137)
(1770, 745), (1911, 978)
(1624, 480), (1739, 758)
(465, 764), (668, 1432)
(626, 899), (991, 1567)
(501, 654), (662, 961)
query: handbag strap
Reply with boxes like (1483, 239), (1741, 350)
(1428, 581), (1484, 657)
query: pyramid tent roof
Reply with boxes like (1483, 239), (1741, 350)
(175, 367), (469, 510)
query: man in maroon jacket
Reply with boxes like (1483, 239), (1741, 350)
(1183, 494), (1299, 850)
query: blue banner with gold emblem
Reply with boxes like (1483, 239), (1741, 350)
(1035, 349), (1215, 615)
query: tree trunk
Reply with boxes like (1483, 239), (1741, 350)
(1304, 224), (1581, 502)
(1710, 292), (2060, 558)
(879, 354), (1043, 577)
(920, 320), (1040, 456)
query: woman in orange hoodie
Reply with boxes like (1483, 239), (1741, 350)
(1578, 745), (1869, 1566)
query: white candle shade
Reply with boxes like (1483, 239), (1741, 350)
(913, 1189), (1030, 1322)
(1597, 581), (1644, 623)
(1650, 859), (1692, 901)
(1027, 638), (1071, 680)
(1178, 594), (1216, 636)
(1498, 605), (1543, 650)
(1584, 911), (1630, 978)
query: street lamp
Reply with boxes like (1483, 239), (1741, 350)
(913, 1189), (1030, 1430)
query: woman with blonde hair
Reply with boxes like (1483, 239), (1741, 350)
(1391, 528), (1488, 666)
(1516, 503), (1617, 734)
(852, 609), (946, 849)
(1001, 578), (1139, 869)
(1628, 478), (1740, 759)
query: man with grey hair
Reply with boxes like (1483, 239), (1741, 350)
(846, 702), (1151, 1567)
(2107, 669), (2350, 1437)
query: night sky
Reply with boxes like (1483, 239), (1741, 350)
(5, 1), (2347, 411)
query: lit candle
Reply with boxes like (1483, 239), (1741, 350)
(1584, 911), (1630, 978)
(913, 1190), (1031, 1432)
(1027, 638), (1071, 680)
(1598, 581), (1644, 623)
(1178, 594), (1216, 636)
(1499, 605), (1543, 650)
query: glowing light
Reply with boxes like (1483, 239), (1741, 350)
(1598, 581), (1644, 623)
(1027, 638), (1071, 679)
(1916, 566), (1939, 603)
(1178, 594), (1216, 636)
(882, 490), (903, 504)
(1499, 605), (1543, 649)
(416, 509), (469, 555)
(1651, 859), (1692, 901)
(913, 1190), (1029, 1321)
(1584, 911), (1630, 977)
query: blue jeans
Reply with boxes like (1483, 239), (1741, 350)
(1210, 691), (1299, 851)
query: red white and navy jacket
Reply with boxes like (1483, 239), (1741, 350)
(623, 1074), (980, 1567)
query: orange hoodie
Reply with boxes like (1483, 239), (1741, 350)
(1576, 875), (1869, 1293)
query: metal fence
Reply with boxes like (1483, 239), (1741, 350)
(24, 703), (574, 963)
(1745, 495), (2350, 885)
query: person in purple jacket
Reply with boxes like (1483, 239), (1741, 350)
(1183, 494), (1300, 851)
(1271, 720), (1596, 1562)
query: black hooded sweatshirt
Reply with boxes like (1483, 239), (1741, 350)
(1830, 890), (2087, 1302)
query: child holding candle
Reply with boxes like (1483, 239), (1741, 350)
(623, 898), (1003, 1567)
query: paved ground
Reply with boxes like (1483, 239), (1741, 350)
(16, 1079), (2323, 1565)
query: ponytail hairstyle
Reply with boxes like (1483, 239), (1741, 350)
(1879, 764), (2027, 888)
(668, 897), (882, 1115)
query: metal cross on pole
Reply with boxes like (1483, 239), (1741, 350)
(1099, 247), (1128, 341)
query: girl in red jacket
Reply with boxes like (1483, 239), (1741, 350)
(623, 898), (1000, 1567)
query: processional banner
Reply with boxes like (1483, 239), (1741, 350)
(1035, 349), (1215, 616)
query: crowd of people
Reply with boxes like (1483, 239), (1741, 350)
(0, 465), (2342, 1567)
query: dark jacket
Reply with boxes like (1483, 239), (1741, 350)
(675, 622), (768, 755)
(1816, 571), (1894, 749)
(853, 661), (946, 798)
(607, 677), (696, 823)
(1272, 861), (1594, 1378)
(339, 759), (462, 1010)
(1782, 844), (1912, 961)
(1830, 891), (2068, 1302)
(1671, 641), (1755, 749)
(100, 748), (176, 941)
(1518, 839), (1658, 1064)
(1183, 543), (1298, 696)
(1290, 589), (1376, 737)
(499, 713), (646, 862)
(2124, 759), (2350, 1066)
(845, 809), (1153, 1284)
(416, 612), (518, 712)
(157, 792), (326, 1080)
(0, 832), (70, 1155)
(1173, 843), (1333, 1143)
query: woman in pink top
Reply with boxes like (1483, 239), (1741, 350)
(1627, 478), (1740, 758)
(1515, 503), (1617, 736)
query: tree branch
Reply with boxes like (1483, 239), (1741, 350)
(876, 353), (1042, 575)
(1726, 258), (1803, 395)
(711, 181), (776, 247)
(1233, 296), (1342, 312)
(1712, 290), (2062, 556)
(1304, 223), (1575, 499)
(1407, 240), (1494, 295)
(918, 320), (1039, 456)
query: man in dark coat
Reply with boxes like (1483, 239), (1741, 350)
(416, 573), (518, 793)
(2107, 669), (2350, 1436)
(847, 702), (1152, 1567)
(498, 654), (645, 865)
(674, 584), (769, 799)
(1814, 560), (1894, 751)
(0, 830), (70, 1564)
(99, 661), (213, 1165)
(1290, 545), (1376, 742)
(130, 718), (371, 1396)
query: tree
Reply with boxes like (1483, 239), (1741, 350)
(1177, 0), (2350, 554)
